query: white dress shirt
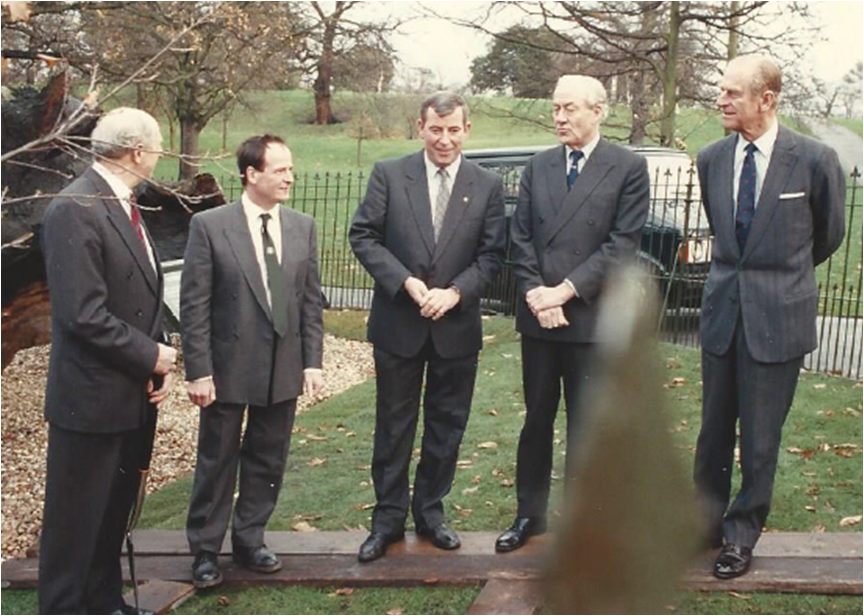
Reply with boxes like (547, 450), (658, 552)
(424, 152), (462, 228)
(565, 132), (601, 176)
(92, 162), (157, 272)
(242, 192), (282, 308)
(733, 119), (778, 209)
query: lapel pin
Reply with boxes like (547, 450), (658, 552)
(463, 197), (469, 202)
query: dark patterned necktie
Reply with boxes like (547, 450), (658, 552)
(735, 142), (758, 252)
(260, 213), (289, 337)
(433, 168), (450, 241)
(567, 150), (584, 189)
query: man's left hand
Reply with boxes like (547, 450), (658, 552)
(526, 282), (576, 315)
(419, 287), (460, 321)
(148, 372), (173, 408)
(303, 369), (324, 398)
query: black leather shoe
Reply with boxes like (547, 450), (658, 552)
(495, 517), (547, 552)
(358, 531), (405, 563)
(713, 543), (753, 579)
(110, 605), (154, 615)
(416, 522), (461, 550)
(233, 544), (282, 573)
(192, 550), (223, 588)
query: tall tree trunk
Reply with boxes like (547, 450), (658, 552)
(313, 19), (338, 124)
(179, 118), (201, 181)
(629, 71), (647, 145)
(659, 2), (681, 147)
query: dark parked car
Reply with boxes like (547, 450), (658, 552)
(465, 145), (711, 314)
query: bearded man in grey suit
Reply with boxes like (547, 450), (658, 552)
(495, 75), (651, 553)
(694, 55), (845, 579)
(181, 134), (324, 588)
(350, 92), (506, 563)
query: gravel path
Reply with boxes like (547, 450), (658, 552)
(0, 333), (373, 560)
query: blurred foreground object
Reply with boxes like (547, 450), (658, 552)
(545, 265), (700, 614)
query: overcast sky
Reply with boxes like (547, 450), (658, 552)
(381, 1), (863, 89)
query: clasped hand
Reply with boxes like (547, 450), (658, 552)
(526, 283), (575, 329)
(404, 276), (460, 321)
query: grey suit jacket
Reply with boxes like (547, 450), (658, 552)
(180, 200), (324, 405)
(698, 125), (846, 363)
(511, 140), (651, 342)
(349, 151), (506, 359)
(42, 168), (165, 433)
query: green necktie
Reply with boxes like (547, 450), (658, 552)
(260, 213), (288, 337)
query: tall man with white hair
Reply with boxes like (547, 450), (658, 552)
(495, 75), (650, 552)
(39, 107), (176, 614)
(694, 55), (845, 579)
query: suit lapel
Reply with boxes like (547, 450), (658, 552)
(543, 146), (568, 217)
(223, 201), (273, 322)
(432, 161), (476, 264)
(547, 140), (614, 246)
(404, 152), (436, 258)
(88, 169), (160, 296)
(711, 135), (740, 259)
(741, 126), (797, 261)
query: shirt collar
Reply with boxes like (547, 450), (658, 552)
(91, 161), (133, 202)
(424, 151), (462, 183)
(242, 192), (281, 225)
(736, 118), (778, 160)
(567, 132), (601, 163)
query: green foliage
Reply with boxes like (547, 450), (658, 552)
(469, 26), (565, 99)
(832, 118), (864, 138)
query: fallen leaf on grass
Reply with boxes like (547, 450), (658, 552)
(478, 441), (498, 450)
(328, 588), (355, 597)
(218, 596), (231, 606)
(308, 457), (326, 467)
(727, 591), (751, 600)
(306, 434), (328, 442)
(487, 409), (498, 417)
(840, 515), (862, 527)
(357, 503), (375, 511)
(387, 608), (405, 615)
(456, 459), (473, 469)
(833, 444), (861, 458)
(804, 505), (816, 512)
(813, 383), (827, 390)
(786, 447), (815, 460)
(462, 486), (479, 496)
(293, 521), (319, 532)
(500, 479), (514, 487)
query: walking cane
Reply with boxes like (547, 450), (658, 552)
(125, 401), (158, 614)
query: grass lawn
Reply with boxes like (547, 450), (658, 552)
(2, 312), (861, 614)
(832, 118), (864, 138)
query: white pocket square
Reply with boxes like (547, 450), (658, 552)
(779, 192), (806, 200)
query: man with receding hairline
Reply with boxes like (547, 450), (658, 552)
(694, 54), (845, 578)
(39, 107), (175, 615)
(495, 75), (651, 553)
(350, 91), (505, 562)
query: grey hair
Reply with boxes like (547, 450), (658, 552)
(90, 107), (161, 160)
(554, 75), (608, 118)
(729, 55), (782, 108)
(419, 91), (469, 126)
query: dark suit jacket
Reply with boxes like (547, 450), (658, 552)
(41, 168), (165, 433)
(698, 125), (846, 363)
(349, 151), (506, 359)
(511, 140), (651, 342)
(180, 201), (324, 405)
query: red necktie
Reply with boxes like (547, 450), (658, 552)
(128, 194), (148, 250)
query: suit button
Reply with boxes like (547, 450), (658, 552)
(587, 219), (595, 226)
(136, 309), (143, 317)
(574, 249), (582, 256)
(127, 271), (134, 279)
(231, 292), (238, 300)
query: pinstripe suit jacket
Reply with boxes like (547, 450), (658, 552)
(697, 125), (845, 363)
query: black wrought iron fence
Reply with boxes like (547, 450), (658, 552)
(212, 166), (862, 379)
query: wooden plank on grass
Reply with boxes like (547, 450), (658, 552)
(122, 580), (196, 615)
(754, 532), (862, 558)
(124, 530), (551, 557)
(466, 578), (543, 615)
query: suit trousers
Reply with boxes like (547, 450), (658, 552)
(186, 398), (297, 554)
(516, 335), (596, 519)
(371, 339), (478, 534)
(694, 316), (803, 548)
(39, 414), (156, 615)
